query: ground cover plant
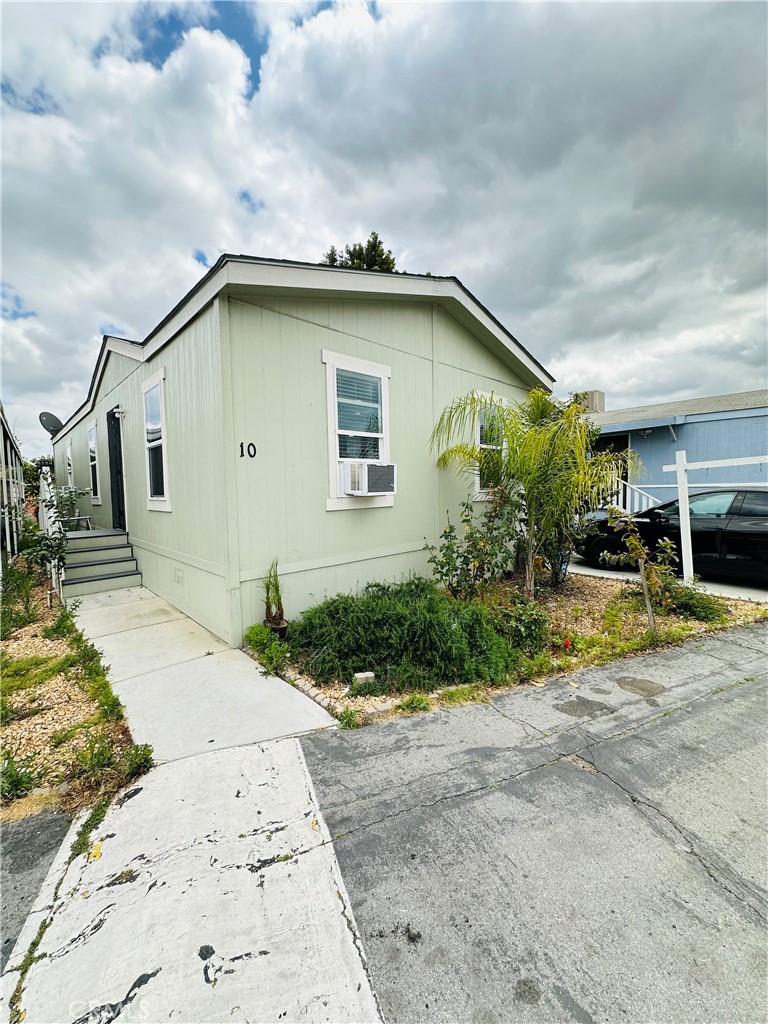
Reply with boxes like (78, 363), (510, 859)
(288, 576), (525, 696)
(283, 567), (765, 723)
(0, 557), (153, 813)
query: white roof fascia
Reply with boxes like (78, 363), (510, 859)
(141, 265), (230, 360)
(224, 260), (553, 388)
(53, 336), (144, 442)
(54, 258), (552, 443)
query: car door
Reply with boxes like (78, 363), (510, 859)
(720, 491), (768, 582)
(640, 492), (739, 575)
(684, 491), (740, 574)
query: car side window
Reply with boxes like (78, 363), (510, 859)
(661, 501), (679, 517)
(688, 492), (738, 516)
(737, 492), (768, 517)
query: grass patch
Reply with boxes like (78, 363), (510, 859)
(396, 693), (432, 714)
(70, 795), (112, 858)
(337, 706), (363, 730)
(438, 684), (488, 707)
(1, 750), (41, 801)
(1, 652), (78, 694)
(9, 917), (50, 1023)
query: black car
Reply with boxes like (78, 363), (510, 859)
(576, 489), (768, 583)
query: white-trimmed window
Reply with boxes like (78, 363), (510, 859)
(66, 440), (74, 488)
(87, 421), (101, 504)
(475, 393), (505, 499)
(142, 368), (171, 512)
(322, 350), (392, 511)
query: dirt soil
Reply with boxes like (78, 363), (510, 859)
(1, 576), (132, 819)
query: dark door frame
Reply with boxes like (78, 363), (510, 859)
(106, 408), (126, 531)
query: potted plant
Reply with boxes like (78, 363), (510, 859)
(262, 558), (288, 639)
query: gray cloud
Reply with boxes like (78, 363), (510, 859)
(2, 0), (766, 457)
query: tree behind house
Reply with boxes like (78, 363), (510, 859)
(321, 231), (398, 272)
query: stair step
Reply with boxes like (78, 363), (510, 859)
(67, 531), (129, 552)
(64, 557), (138, 581)
(64, 543), (135, 563)
(61, 571), (142, 598)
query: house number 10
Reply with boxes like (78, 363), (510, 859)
(239, 443), (257, 458)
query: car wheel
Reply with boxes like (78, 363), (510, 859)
(587, 536), (625, 570)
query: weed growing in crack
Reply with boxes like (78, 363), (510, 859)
(337, 706), (363, 730)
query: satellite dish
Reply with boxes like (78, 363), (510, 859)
(39, 411), (64, 436)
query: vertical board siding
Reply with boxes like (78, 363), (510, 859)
(53, 306), (230, 641)
(619, 410), (768, 502)
(228, 296), (531, 626)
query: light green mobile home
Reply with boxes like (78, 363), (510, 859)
(52, 256), (554, 646)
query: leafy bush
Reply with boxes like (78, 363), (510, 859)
(1, 751), (40, 801)
(243, 623), (290, 675)
(425, 491), (519, 600)
(490, 597), (549, 654)
(42, 604), (78, 639)
(289, 576), (518, 694)
(654, 581), (727, 623)
(0, 556), (38, 639)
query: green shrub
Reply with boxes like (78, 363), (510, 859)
(425, 491), (518, 600)
(243, 623), (290, 675)
(0, 556), (38, 639)
(42, 604), (78, 639)
(290, 576), (518, 694)
(1, 751), (40, 802)
(655, 582), (727, 623)
(491, 597), (549, 654)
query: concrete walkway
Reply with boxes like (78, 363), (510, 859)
(1, 588), (379, 1024)
(569, 554), (768, 603)
(73, 587), (334, 761)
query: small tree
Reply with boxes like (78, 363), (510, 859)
(321, 231), (398, 272)
(431, 389), (636, 599)
(603, 508), (678, 632)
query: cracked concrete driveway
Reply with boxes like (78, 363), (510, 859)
(303, 624), (768, 1024)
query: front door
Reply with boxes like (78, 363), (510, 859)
(107, 408), (126, 530)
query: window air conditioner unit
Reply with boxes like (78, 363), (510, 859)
(342, 462), (397, 496)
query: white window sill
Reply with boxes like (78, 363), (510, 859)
(326, 495), (395, 512)
(147, 499), (172, 513)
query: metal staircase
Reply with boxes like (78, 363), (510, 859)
(61, 529), (142, 599)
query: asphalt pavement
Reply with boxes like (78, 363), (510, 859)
(302, 623), (768, 1024)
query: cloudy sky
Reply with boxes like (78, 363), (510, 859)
(3, 0), (766, 457)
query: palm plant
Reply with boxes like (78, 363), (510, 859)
(430, 389), (636, 598)
(262, 558), (286, 627)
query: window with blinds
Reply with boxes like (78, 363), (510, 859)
(336, 368), (383, 461)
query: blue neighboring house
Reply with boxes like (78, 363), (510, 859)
(588, 388), (768, 507)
